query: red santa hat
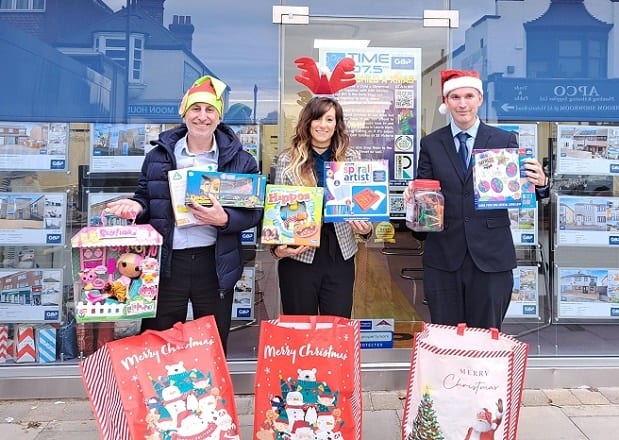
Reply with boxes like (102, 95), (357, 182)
(438, 69), (483, 115)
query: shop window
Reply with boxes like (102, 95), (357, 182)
(0, 0), (44, 10)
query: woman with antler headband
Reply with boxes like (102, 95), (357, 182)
(269, 57), (373, 318)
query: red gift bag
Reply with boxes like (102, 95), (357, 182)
(402, 323), (529, 440)
(81, 316), (240, 440)
(253, 315), (362, 440)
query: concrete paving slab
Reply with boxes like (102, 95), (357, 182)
(521, 389), (550, 406)
(570, 416), (619, 440)
(363, 409), (401, 439)
(543, 388), (582, 406)
(34, 420), (99, 439)
(518, 406), (588, 439)
(571, 388), (611, 405)
(598, 386), (619, 404)
(561, 404), (619, 417)
(0, 423), (41, 439)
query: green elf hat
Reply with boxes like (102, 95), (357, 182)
(178, 75), (227, 118)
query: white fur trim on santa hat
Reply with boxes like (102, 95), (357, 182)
(438, 75), (483, 115)
(442, 76), (483, 98)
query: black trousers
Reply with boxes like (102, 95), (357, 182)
(277, 223), (355, 317)
(140, 245), (234, 353)
(422, 250), (513, 330)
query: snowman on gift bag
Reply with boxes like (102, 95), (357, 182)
(464, 398), (503, 440)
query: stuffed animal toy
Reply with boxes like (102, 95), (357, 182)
(105, 253), (143, 302)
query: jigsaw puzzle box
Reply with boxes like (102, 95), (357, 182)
(71, 223), (162, 323)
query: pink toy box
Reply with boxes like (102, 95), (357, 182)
(71, 223), (162, 323)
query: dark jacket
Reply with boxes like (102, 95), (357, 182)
(131, 123), (263, 295)
(415, 122), (536, 273)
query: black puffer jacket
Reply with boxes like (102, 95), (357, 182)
(131, 123), (263, 296)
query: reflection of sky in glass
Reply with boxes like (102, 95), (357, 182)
(103, 0), (506, 119)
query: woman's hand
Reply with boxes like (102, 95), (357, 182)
(348, 220), (372, 236)
(272, 244), (311, 259)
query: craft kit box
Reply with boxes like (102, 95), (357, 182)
(472, 148), (524, 210)
(184, 169), (266, 208)
(71, 223), (162, 323)
(261, 184), (324, 247)
(324, 160), (390, 222)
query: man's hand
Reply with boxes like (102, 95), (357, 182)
(188, 194), (229, 227)
(106, 199), (142, 219)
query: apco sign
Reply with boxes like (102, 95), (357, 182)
(493, 78), (619, 121)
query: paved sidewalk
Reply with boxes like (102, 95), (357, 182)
(1, 387), (618, 439)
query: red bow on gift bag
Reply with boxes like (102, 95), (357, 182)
(81, 316), (240, 440)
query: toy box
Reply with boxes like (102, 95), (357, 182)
(71, 223), (162, 323)
(168, 166), (215, 227)
(324, 160), (390, 222)
(184, 169), (266, 208)
(261, 184), (324, 247)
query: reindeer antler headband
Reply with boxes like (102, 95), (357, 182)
(294, 56), (357, 95)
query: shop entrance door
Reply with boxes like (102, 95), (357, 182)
(277, 9), (452, 358)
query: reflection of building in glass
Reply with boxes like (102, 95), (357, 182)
(0, 0), (219, 122)
(451, 0), (618, 122)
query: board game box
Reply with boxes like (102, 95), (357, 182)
(261, 184), (324, 247)
(472, 148), (524, 209)
(184, 169), (266, 208)
(324, 160), (390, 222)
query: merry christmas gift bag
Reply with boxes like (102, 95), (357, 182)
(81, 315), (240, 440)
(402, 323), (529, 440)
(253, 315), (362, 440)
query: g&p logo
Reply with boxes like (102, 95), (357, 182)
(391, 56), (414, 69)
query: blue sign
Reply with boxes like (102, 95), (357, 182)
(493, 78), (619, 121)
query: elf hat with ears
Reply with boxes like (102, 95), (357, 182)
(178, 75), (227, 118)
(438, 69), (483, 115)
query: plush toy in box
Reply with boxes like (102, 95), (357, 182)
(71, 223), (162, 323)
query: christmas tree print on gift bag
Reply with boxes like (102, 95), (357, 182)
(402, 323), (529, 440)
(253, 315), (362, 440)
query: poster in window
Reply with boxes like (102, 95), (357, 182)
(505, 265), (540, 319)
(557, 267), (619, 319)
(556, 124), (619, 175)
(0, 268), (63, 323)
(0, 122), (68, 171)
(0, 192), (66, 245)
(557, 195), (619, 247)
(89, 123), (163, 173)
(232, 265), (254, 320)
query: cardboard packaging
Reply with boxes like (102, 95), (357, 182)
(71, 223), (162, 323)
(261, 184), (324, 247)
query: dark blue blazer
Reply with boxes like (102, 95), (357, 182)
(414, 122), (518, 273)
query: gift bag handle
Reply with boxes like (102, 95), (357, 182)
(456, 322), (500, 340)
(277, 315), (348, 330)
(142, 321), (189, 347)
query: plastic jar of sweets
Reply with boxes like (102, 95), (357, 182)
(405, 179), (444, 232)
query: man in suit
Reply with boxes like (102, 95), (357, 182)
(404, 69), (549, 330)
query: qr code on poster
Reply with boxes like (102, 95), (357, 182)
(390, 192), (405, 216)
(395, 88), (415, 108)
